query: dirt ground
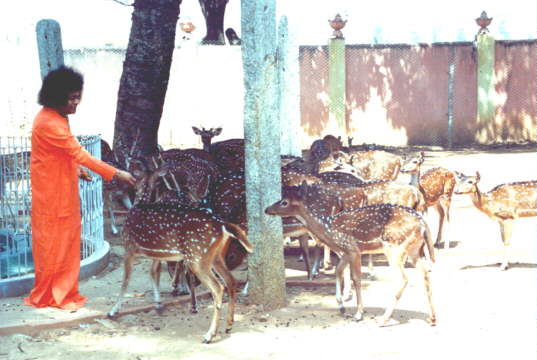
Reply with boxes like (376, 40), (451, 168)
(1, 147), (537, 360)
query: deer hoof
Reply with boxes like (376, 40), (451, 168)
(155, 304), (164, 316)
(106, 312), (117, 320)
(339, 306), (346, 315)
(225, 327), (233, 334)
(190, 306), (199, 314)
(202, 335), (214, 344)
(426, 316), (436, 326)
(500, 263), (509, 271)
(376, 317), (398, 327)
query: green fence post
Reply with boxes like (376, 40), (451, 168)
(475, 12), (495, 143)
(328, 14), (347, 138)
(36, 19), (64, 80)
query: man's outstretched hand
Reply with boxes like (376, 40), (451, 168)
(114, 170), (136, 186)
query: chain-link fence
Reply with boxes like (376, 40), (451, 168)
(299, 39), (537, 148)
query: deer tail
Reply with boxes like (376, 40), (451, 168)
(224, 222), (253, 254)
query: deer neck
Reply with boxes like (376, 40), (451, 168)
(408, 167), (427, 196)
(133, 181), (153, 206)
(469, 184), (486, 212)
(409, 170), (420, 187)
(295, 206), (346, 254)
(202, 137), (212, 152)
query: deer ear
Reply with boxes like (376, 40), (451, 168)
(475, 171), (481, 181)
(192, 126), (201, 135)
(214, 127), (222, 136)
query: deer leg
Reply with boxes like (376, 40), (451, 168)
(150, 260), (164, 315)
(323, 245), (334, 270)
(107, 192), (119, 235)
(499, 220), (513, 271)
(310, 242), (323, 279)
(240, 277), (249, 296)
(108, 250), (136, 317)
(378, 249), (408, 326)
(435, 203), (447, 249)
(185, 269), (199, 313)
(213, 254), (237, 334)
(366, 253), (376, 280)
(169, 261), (191, 297)
(348, 252), (363, 321)
(415, 257), (436, 325)
(297, 235), (314, 280)
(188, 261), (225, 344)
(335, 254), (350, 314)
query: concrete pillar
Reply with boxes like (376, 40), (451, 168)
(277, 15), (302, 157)
(475, 32), (495, 143)
(36, 19), (64, 80)
(241, 0), (286, 310)
(328, 36), (346, 137)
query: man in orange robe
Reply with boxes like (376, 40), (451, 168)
(24, 66), (135, 310)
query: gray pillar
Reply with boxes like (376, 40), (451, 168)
(36, 19), (64, 80)
(241, 0), (286, 310)
(277, 15), (302, 157)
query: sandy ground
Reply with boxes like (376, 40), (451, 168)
(1, 148), (537, 360)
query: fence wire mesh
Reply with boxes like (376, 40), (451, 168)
(299, 39), (536, 149)
(0, 135), (104, 280)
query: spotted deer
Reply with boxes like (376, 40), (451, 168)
(108, 158), (253, 344)
(401, 152), (459, 249)
(307, 135), (343, 163)
(192, 126), (244, 171)
(211, 169), (324, 281)
(100, 139), (133, 235)
(318, 179), (425, 277)
(347, 150), (403, 181)
(265, 181), (436, 326)
(455, 172), (537, 270)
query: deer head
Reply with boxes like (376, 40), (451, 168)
(454, 171), (480, 194)
(192, 126), (222, 152)
(401, 152), (425, 174)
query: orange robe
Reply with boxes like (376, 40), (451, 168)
(24, 107), (117, 310)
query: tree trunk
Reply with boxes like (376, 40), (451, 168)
(113, 0), (181, 164)
(242, 0), (286, 310)
(199, 0), (228, 45)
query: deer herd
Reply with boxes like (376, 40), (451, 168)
(101, 128), (536, 343)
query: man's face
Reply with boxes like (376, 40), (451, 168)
(58, 90), (82, 116)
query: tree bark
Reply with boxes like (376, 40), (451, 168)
(113, 0), (181, 164)
(199, 0), (228, 45)
(242, 0), (286, 310)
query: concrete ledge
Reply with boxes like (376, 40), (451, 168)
(0, 279), (337, 336)
(0, 241), (111, 299)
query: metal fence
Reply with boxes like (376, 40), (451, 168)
(0, 135), (104, 281)
(299, 39), (537, 148)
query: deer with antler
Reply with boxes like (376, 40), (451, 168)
(400, 152), (460, 249)
(265, 181), (436, 326)
(455, 172), (537, 270)
(108, 158), (253, 344)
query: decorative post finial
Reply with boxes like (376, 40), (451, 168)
(179, 17), (196, 41)
(328, 14), (347, 39)
(475, 11), (492, 35)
